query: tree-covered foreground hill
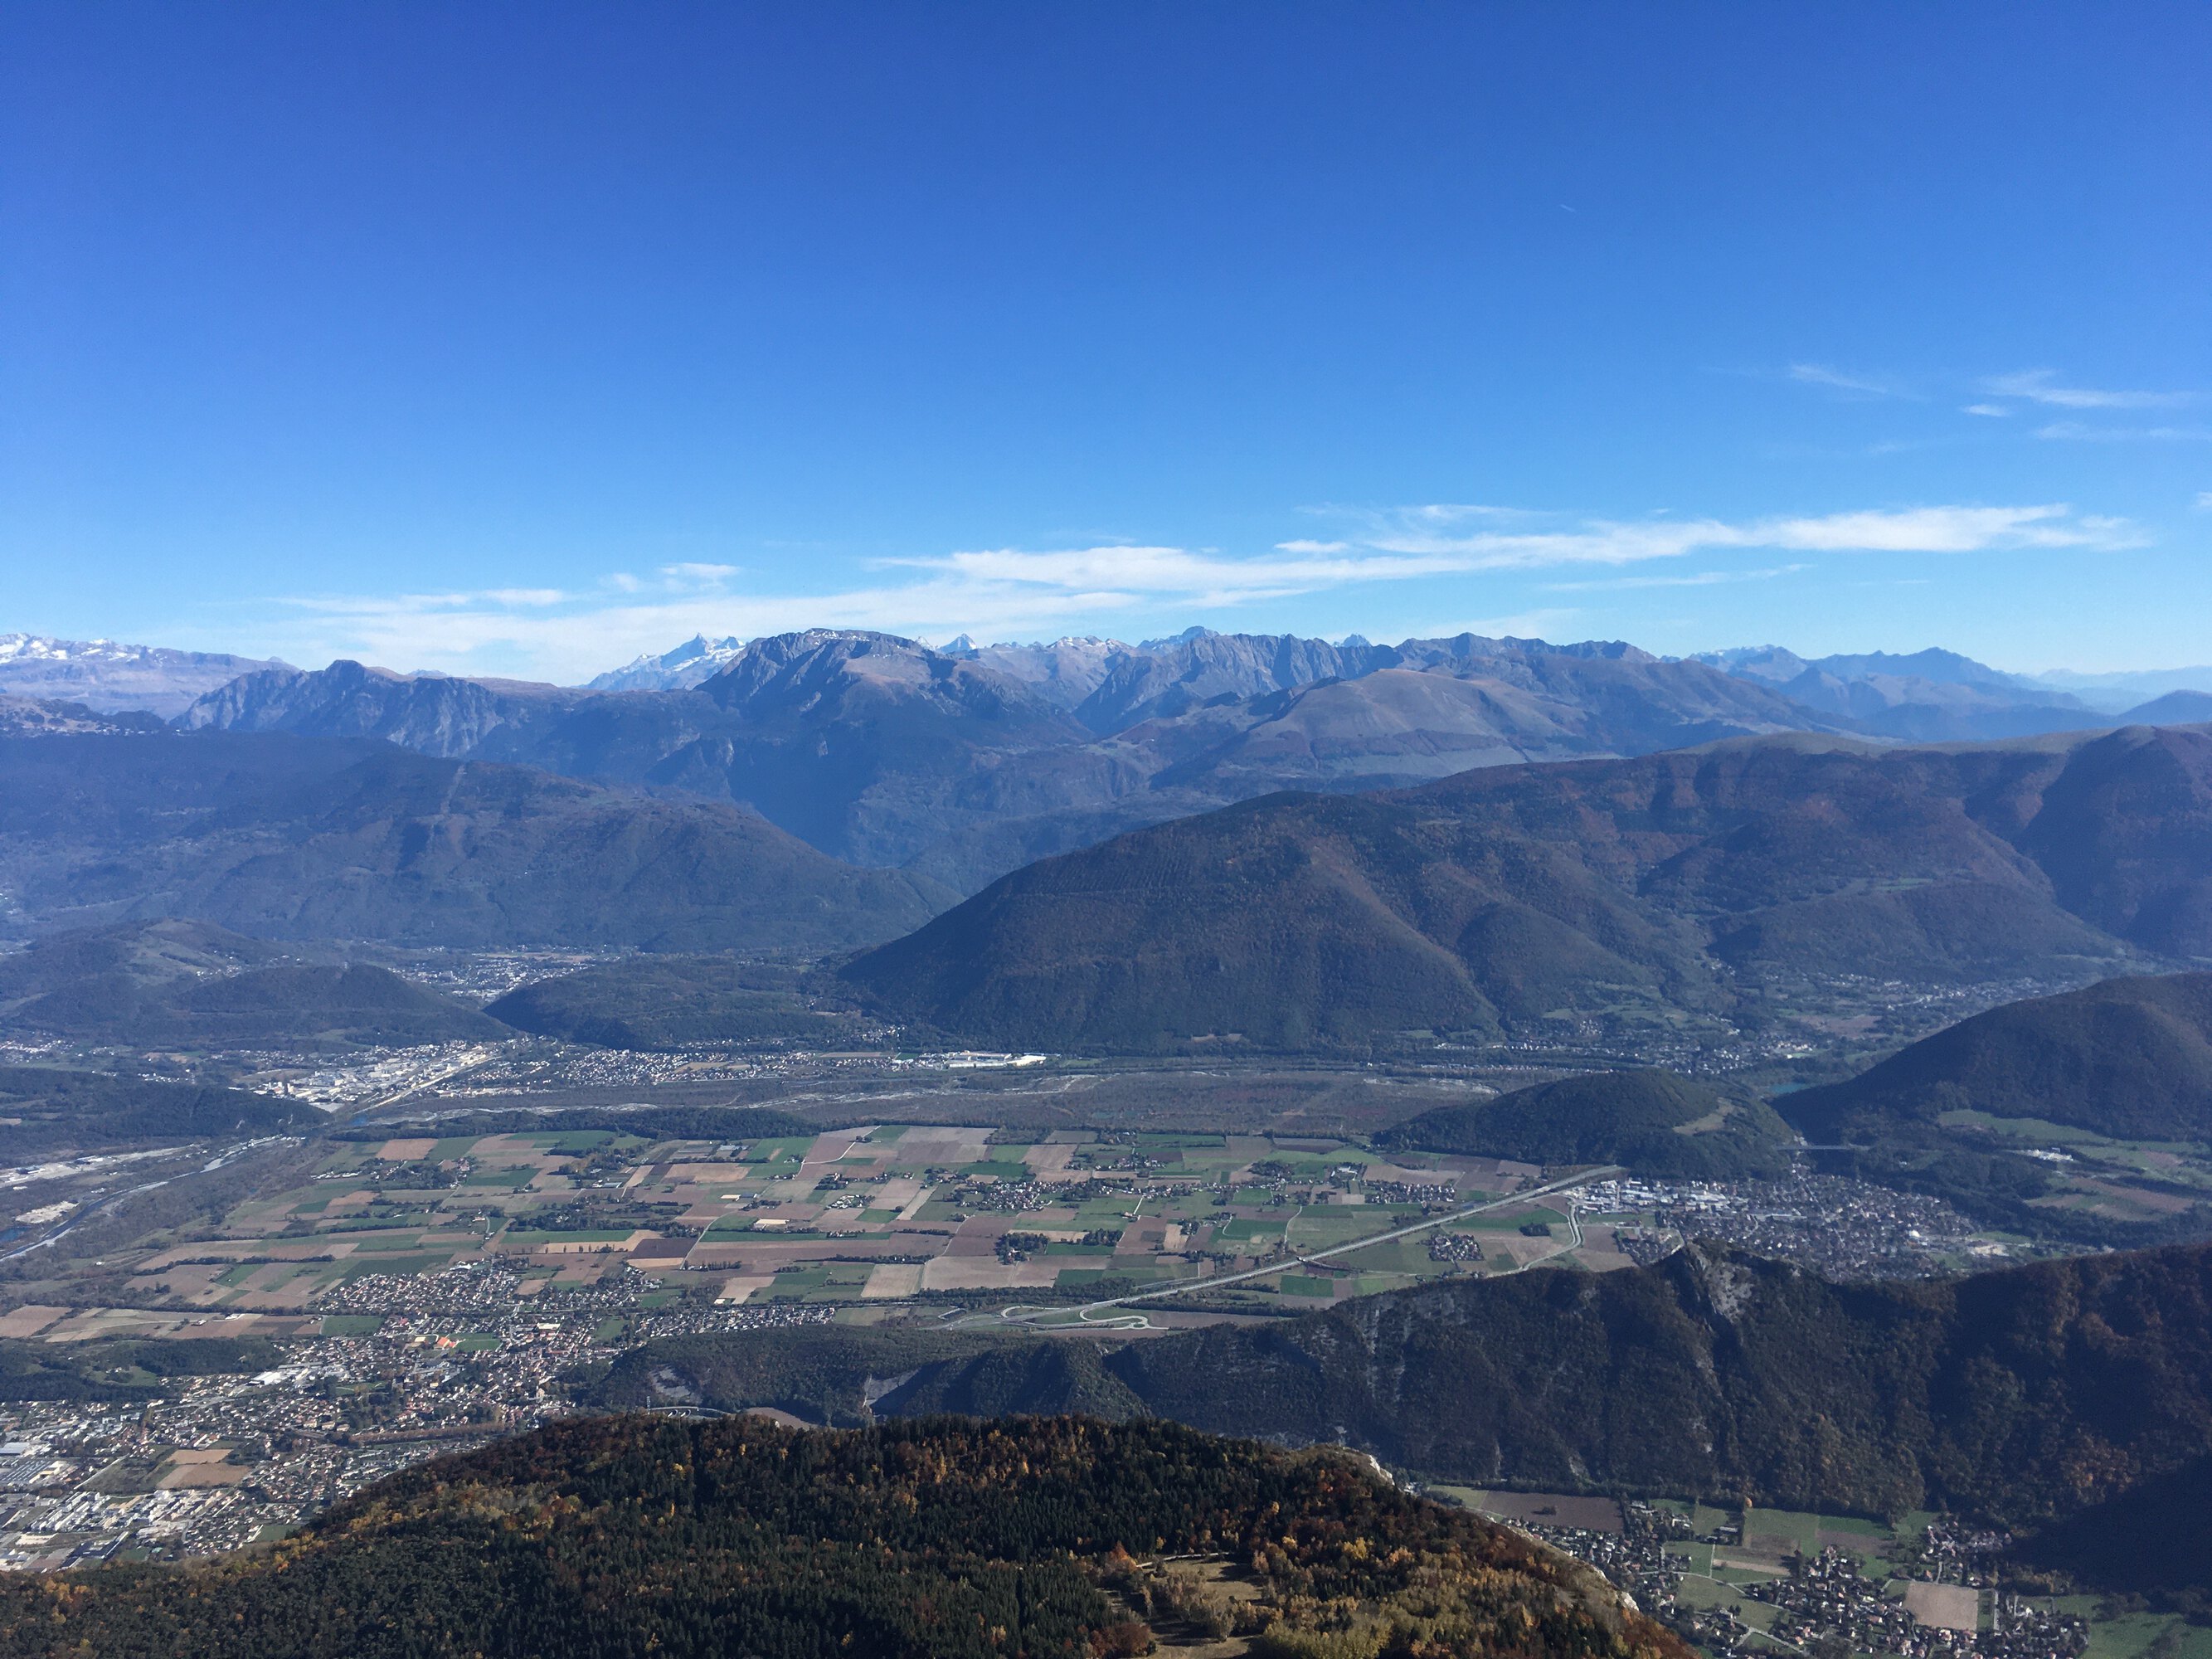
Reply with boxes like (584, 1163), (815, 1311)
(0, 1416), (1685, 1659)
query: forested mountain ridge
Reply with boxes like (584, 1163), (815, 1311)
(610, 1241), (2212, 1535)
(843, 724), (2212, 1052)
(0, 1067), (318, 1157)
(0, 729), (944, 951)
(0, 1415), (1688, 1659)
(1104, 1239), (2212, 1526)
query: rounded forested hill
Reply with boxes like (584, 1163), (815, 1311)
(0, 1415), (1686, 1659)
(0, 1067), (318, 1157)
(487, 956), (871, 1048)
(1785, 971), (2212, 1143)
(0, 922), (507, 1048)
(1378, 1068), (1796, 1179)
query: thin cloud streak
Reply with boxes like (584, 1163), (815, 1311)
(1544, 565), (1809, 592)
(1355, 503), (2141, 560)
(1984, 370), (2195, 411)
(1789, 362), (1914, 399)
(2035, 421), (2212, 444)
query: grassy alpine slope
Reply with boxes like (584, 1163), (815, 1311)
(0, 1415), (1686, 1659)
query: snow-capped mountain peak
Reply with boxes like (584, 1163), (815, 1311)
(0, 633), (288, 718)
(584, 634), (748, 692)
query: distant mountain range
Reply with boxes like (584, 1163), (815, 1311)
(13, 625), (2212, 962)
(0, 635), (287, 718)
(843, 723), (2212, 1053)
(157, 628), (2212, 892)
(8, 656), (2210, 1047)
(0, 695), (164, 737)
(176, 629), (1855, 889)
(1692, 645), (2115, 741)
(2126, 689), (2212, 726)
(12, 622), (2206, 746)
(2037, 664), (2212, 713)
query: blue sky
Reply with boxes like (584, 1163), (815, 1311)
(2, 2), (2206, 682)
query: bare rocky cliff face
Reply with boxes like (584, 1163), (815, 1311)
(178, 659), (592, 756)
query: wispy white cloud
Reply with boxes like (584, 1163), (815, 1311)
(1757, 504), (2141, 552)
(1962, 403), (2010, 418)
(2035, 421), (2212, 444)
(1544, 565), (1809, 592)
(281, 586), (573, 615)
(903, 504), (2134, 602)
(659, 562), (742, 588)
(1342, 501), (2141, 562)
(1789, 363), (1914, 399)
(233, 501), (2147, 683)
(1984, 370), (2195, 411)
